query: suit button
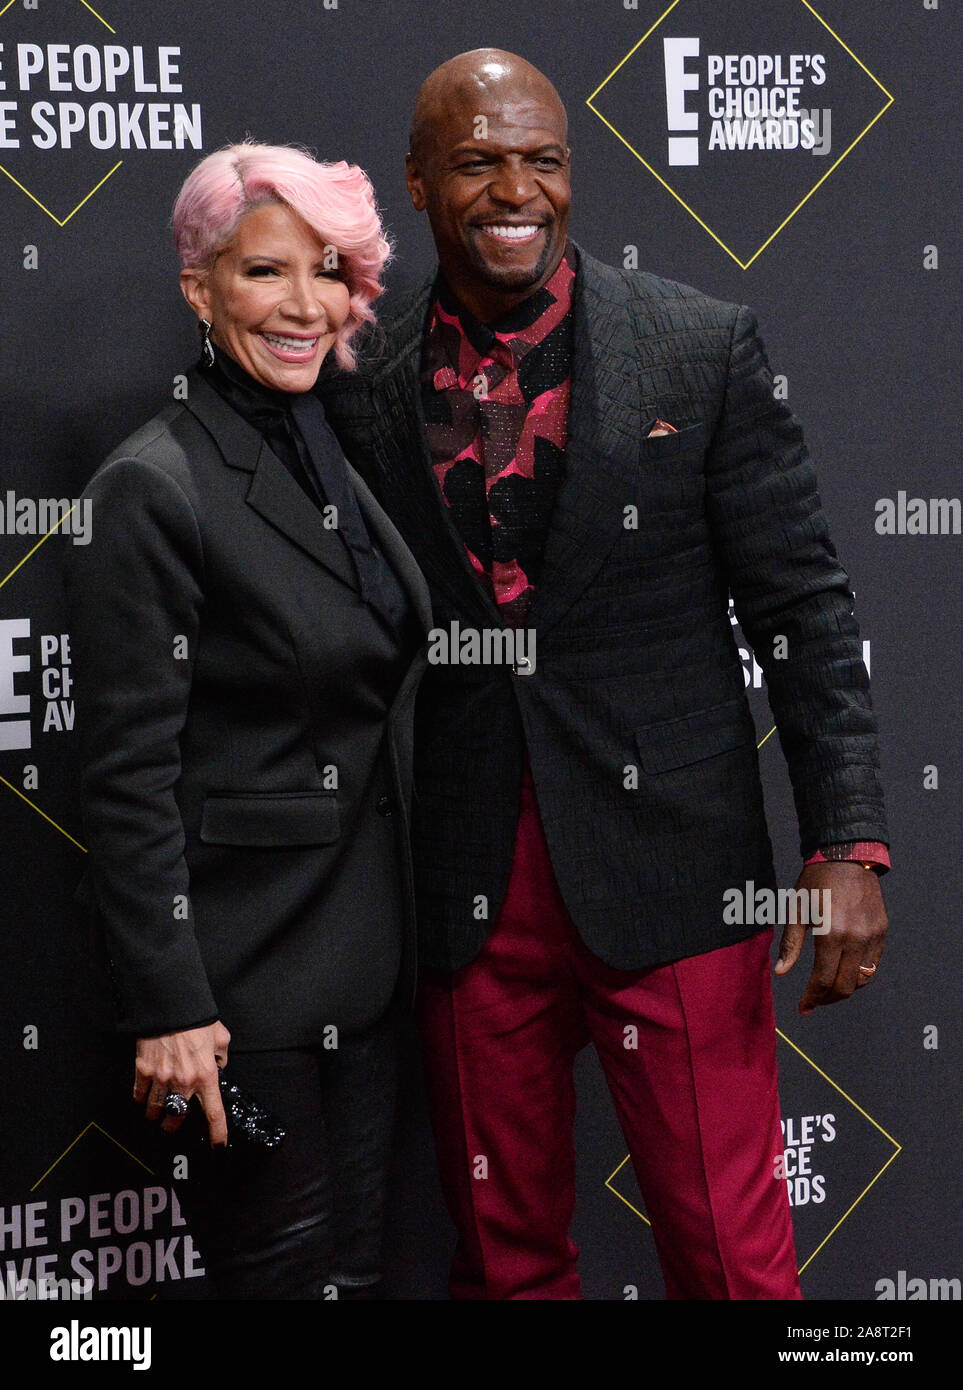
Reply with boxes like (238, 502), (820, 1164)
(376, 795), (393, 817)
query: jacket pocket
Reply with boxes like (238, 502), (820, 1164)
(639, 420), (707, 461)
(199, 791), (341, 847)
(636, 697), (754, 774)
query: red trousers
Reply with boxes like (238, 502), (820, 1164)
(418, 771), (801, 1300)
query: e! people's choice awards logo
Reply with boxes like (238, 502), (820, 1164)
(588, 0), (893, 267)
(0, 0), (203, 225)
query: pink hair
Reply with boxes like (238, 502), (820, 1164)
(173, 142), (391, 369)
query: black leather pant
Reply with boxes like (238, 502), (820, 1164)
(172, 1012), (398, 1299)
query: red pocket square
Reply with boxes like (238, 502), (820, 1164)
(647, 419), (678, 437)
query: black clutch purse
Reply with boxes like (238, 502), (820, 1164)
(218, 1076), (286, 1150)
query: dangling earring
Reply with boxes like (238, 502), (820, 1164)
(199, 318), (215, 368)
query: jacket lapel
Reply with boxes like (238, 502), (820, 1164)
(527, 248), (644, 638)
(183, 368), (361, 597)
(245, 452), (359, 593)
(367, 283), (502, 630)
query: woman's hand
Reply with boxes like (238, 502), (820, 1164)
(134, 1022), (231, 1147)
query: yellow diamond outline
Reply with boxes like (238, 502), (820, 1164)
(27, 1112), (174, 1295)
(31, 1119), (154, 1192)
(586, 0), (895, 269)
(605, 1027), (901, 1275)
(0, 0), (123, 225)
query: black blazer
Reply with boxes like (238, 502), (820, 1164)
(318, 244), (888, 973)
(64, 369), (431, 1048)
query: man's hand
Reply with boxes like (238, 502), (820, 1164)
(775, 863), (887, 1014)
(134, 1022), (231, 1147)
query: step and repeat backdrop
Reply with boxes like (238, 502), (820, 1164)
(1, 0), (959, 1303)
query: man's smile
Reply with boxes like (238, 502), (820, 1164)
(474, 222), (545, 246)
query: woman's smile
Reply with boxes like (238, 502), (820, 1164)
(257, 329), (322, 362)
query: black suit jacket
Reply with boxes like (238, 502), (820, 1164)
(64, 369), (432, 1047)
(318, 245), (888, 973)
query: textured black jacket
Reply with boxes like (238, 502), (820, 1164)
(318, 245), (887, 973)
(64, 370), (432, 1045)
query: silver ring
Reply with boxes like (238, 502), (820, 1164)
(162, 1092), (189, 1117)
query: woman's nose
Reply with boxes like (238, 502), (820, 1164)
(282, 276), (323, 321)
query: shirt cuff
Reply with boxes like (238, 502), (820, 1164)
(804, 841), (891, 874)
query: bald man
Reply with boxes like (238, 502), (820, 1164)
(319, 49), (889, 1301)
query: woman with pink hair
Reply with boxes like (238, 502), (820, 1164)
(64, 143), (431, 1299)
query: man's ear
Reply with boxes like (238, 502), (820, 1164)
(405, 153), (427, 212)
(179, 267), (211, 321)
